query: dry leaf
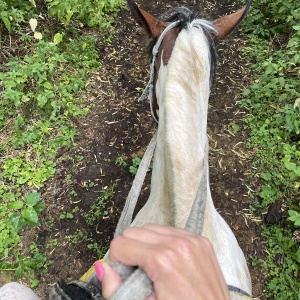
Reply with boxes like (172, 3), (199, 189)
(29, 18), (37, 32)
(34, 32), (43, 40)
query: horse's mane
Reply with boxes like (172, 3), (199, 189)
(146, 7), (218, 84)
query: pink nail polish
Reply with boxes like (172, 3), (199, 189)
(95, 262), (105, 281)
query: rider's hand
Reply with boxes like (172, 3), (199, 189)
(97, 224), (230, 300)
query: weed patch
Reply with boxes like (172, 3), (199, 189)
(83, 183), (116, 225)
(241, 0), (300, 298)
(0, 0), (123, 286)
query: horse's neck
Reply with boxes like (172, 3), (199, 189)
(130, 26), (252, 293)
(147, 26), (213, 228)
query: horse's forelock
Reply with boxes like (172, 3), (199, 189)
(146, 7), (217, 85)
(146, 7), (202, 55)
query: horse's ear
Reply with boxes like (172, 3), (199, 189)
(127, 0), (167, 38)
(213, 1), (251, 39)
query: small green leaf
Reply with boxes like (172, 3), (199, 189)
(230, 123), (240, 133)
(24, 192), (41, 207)
(37, 94), (47, 107)
(278, 77), (285, 87)
(242, 89), (250, 96)
(54, 33), (63, 45)
(82, 42), (87, 51)
(1, 16), (11, 32)
(132, 157), (141, 166)
(43, 82), (53, 90)
(10, 214), (27, 231)
(261, 172), (271, 181)
(288, 210), (300, 227)
(65, 11), (73, 24)
(34, 202), (46, 214)
(265, 64), (274, 75)
(8, 201), (24, 210)
(291, 248), (300, 263)
(66, 213), (74, 219)
(22, 207), (39, 224)
(31, 279), (39, 288)
(284, 161), (296, 171)
(59, 212), (74, 219)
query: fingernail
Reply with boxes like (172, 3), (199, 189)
(95, 262), (105, 281)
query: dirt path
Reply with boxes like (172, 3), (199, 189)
(36, 0), (265, 298)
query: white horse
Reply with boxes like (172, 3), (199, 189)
(122, 0), (252, 298)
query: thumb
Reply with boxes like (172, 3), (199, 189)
(99, 262), (123, 299)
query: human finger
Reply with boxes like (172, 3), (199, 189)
(100, 262), (123, 299)
(109, 235), (156, 268)
(142, 223), (195, 237)
(193, 238), (229, 298)
(122, 224), (195, 246)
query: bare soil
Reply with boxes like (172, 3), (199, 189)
(27, 0), (266, 298)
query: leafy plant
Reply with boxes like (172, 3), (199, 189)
(0, 0), (123, 287)
(46, 0), (124, 28)
(129, 157), (141, 176)
(59, 212), (74, 220)
(115, 156), (127, 168)
(83, 184), (116, 225)
(288, 211), (300, 227)
(0, 193), (47, 282)
(241, 0), (300, 297)
(70, 229), (107, 258)
(0, 0), (29, 33)
(8, 192), (46, 230)
(228, 122), (240, 134)
(87, 242), (107, 258)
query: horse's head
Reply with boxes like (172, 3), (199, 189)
(127, 0), (251, 121)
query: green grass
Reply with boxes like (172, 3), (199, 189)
(241, 0), (300, 298)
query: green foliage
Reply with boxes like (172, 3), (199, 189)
(0, 38), (98, 122)
(0, 0), (105, 283)
(228, 122), (240, 134)
(0, 0), (31, 33)
(46, 0), (124, 28)
(10, 192), (46, 229)
(242, 0), (300, 297)
(70, 229), (108, 258)
(87, 242), (107, 259)
(288, 211), (300, 227)
(115, 156), (127, 168)
(241, 0), (300, 210)
(0, 35), (99, 229)
(0, 0), (124, 35)
(59, 212), (74, 220)
(129, 157), (141, 176)
(14, 242), (48, 286)
(243, 0), (300, 38)
(0, 193), (47, 281)
(83, 183), (116, 225)
(252, 226), (300, 299)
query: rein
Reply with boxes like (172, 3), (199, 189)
(138, 20), (181, 123)
(108, 141), (208, 300)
